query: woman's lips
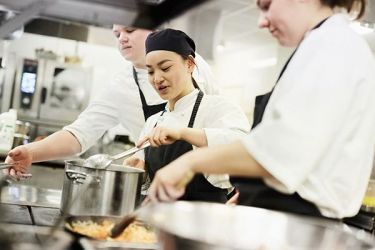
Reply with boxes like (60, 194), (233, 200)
(158, 85), (169, 94)
(270, 29), (278, 37)
(121, 45), (131, 51)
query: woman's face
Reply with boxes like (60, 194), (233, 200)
(146, 51), (195, 105)
(112, 25), (152, 68)
(257, 0), (311, 47)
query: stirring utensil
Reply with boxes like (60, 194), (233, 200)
(109, 170), (195, 238)
(84, 142), (151, 169)
(0, 163), (15, 170)
(0, 163), (33, 180)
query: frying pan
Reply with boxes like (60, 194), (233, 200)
(64, 215), (157, 243)
(64, 215), (122, 240)
(64, 215), (159, 250)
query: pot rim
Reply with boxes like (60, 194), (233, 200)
(65, 160), (144, 173)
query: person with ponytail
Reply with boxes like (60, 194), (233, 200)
(126, 28), (251, 203)
(146, 0), (375, 219)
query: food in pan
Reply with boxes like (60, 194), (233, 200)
(66, 220), (157, 243)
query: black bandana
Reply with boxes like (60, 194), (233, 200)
(145, 28), (195, 58)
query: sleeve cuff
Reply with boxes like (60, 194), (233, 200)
(63, 127), (86, 154)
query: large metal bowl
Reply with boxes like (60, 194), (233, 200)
(140, 201), (375, 250)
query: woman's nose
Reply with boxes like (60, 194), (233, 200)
(258, 13), (269, 29)
(153, 72), (164, 84)
(119, 32), (129, 43)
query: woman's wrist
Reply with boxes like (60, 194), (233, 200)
(179, 127), (188, 141)
(182, 150), (198, 174)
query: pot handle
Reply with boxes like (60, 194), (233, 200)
(66, 169), (88, 184)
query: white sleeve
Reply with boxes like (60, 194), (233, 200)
(194, 53), (220, 95)
(203, 97), (251, 146)
(64, 72), (133, 153)
(242, 41), (361, 193)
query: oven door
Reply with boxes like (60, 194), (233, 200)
(39, 60), (92, 123)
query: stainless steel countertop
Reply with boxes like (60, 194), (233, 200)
(1, 183), (61, 208)
(0, 223), (72, 250)
(0, 203), (32, 224)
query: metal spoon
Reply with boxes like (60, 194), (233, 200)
(84, 142), (151, 169)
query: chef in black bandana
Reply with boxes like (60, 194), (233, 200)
(126, 29), (250, 203)
(146, 0), (375, 220)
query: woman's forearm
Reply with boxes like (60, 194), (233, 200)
(26, 130), (82, 162)
(180, 128), (208, 147)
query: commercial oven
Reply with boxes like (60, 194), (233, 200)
(10, 57), (92, 140)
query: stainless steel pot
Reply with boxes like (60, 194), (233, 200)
(61, 160), (143, 216)
(140, 201), (375, 250)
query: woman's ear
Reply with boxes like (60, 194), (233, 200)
(187, 56), (196, 73)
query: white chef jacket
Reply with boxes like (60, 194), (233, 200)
(242, 14), (375, 218)
(138, 89), (251, 189)
(64, 53), (219, 153)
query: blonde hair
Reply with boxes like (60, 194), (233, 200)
(320, 0), (366, 19)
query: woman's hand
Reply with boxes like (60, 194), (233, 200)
(4, 145), (33, 180)
(123, 156), (145, 170)
(147, 154), (194, 202)
(226, 189), (239, 205)
(138, 126), (182, 147)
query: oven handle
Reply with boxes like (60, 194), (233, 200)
(41, 87), (47, 104)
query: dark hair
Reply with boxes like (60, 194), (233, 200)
(181, 54), (200, 90)
(321, 0), (366, 19)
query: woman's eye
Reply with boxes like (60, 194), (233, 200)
(161, 66), (171, 72)
(148, 71), (154, 75)
(125, 28), (135, 33)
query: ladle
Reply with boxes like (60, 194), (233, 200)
(84, 142), (150, 169)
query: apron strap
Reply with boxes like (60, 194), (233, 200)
(251, 17), (329, 129)
(133, 67), (166, 120)
(188, 90), (204, 128)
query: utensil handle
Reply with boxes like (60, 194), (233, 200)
(0, 164), (14, 170)
(112, 141), (151, 161)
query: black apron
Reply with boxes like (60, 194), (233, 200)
(133, 67), (166, 120)
(231, 19), (329, 217)
(144, 91), (228, 203)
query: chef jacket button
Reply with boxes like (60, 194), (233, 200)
(272, 110), (281, 119)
